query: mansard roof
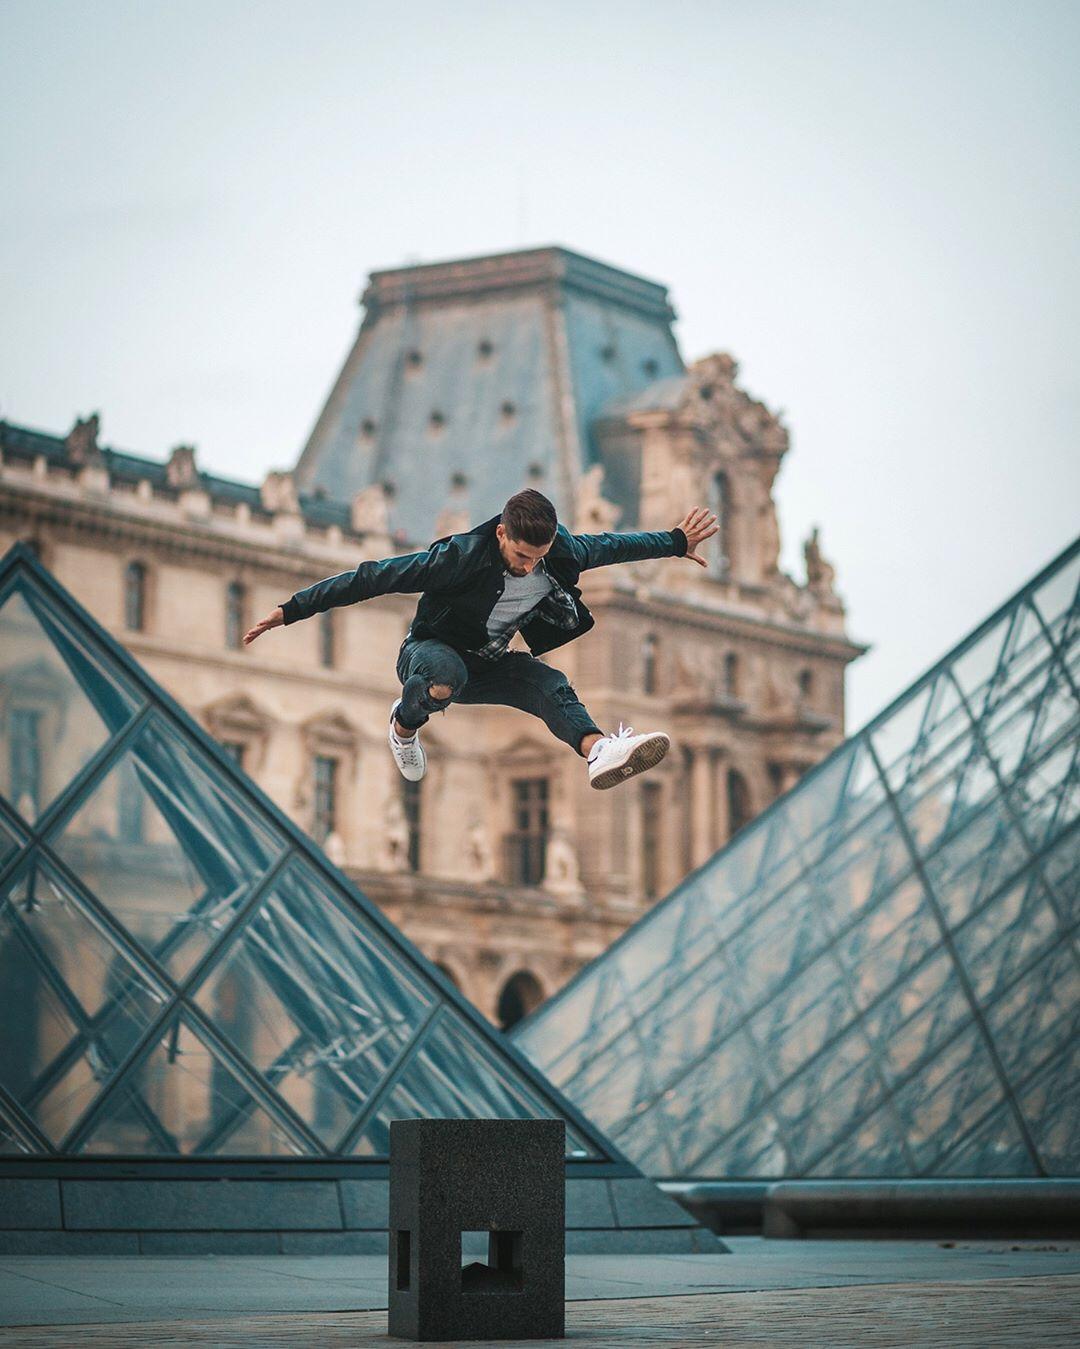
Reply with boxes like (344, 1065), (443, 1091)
(293, 246), (685, 542)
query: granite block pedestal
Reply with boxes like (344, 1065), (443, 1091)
(388, 1118), (564, 1341)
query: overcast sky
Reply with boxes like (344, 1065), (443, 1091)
(2, 0), (1077, 727)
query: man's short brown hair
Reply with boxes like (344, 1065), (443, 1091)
(501, 489), (558, 546)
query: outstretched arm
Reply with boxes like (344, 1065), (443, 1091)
(243, 536), (466, 645)
(571, 507), (718, 571)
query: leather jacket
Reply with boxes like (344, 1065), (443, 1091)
(280, 514), (688, 657)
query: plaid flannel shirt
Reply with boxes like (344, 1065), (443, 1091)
(470, 558), (580, 662)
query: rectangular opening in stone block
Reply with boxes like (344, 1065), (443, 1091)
(461, 1229), (523, 1293)
(396, 1229), (411, 1290)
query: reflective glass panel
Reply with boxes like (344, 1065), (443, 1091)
(192, 860), (433, 1147)
(352, 1008), (600, 1159)
(79, 1014), (303, 1155)
(517, 542), (1080, 1178)
(0, 859), (164, 1144)
(0, 585), (139, 824)
(49, 718), (282, 968)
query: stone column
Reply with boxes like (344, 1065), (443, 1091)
(690, 748), (714, 869)
(710, 749), (729, 855)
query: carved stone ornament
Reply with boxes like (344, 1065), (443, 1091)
(676, 354), (790, 460)
(542, 830), (584, 898)
(465, 819), (494, 880)
(65, 413), (103, 466)
(165, 444), (199, 489)
(574, 464), (621, 533)
(260, 469), (300, 515)
(804, 526), (837, 594)
(351, 482), (391, 536)
(381, 793), (410, 871)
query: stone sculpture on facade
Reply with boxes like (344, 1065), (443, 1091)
(574, 465), (621, 533)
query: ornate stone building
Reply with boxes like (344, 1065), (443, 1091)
(0, 246), (864, 1026)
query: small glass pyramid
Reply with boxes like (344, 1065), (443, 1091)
(516, 539), (1080, 1179)
(0, 543), (617, 1164)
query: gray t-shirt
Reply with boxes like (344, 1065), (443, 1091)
(486, 568), (554, 641)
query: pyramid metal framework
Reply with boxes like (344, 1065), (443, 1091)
(515, 539), (1080, 1180)
(0, 542), (624, 1165)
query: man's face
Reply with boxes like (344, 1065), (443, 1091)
(496, 523), (552, 576)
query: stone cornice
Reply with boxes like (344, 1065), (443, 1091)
(0, 477), (373, 582)
(587, 579), (868, 662)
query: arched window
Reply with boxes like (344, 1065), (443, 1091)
(642, 633), (658, 695)
(723, 652), (739, 697)
(497, 970), (545, 1030)
(727, 768), (753, 840)
(708, 471), (731, 576)
(124, 561), (147, 631)
(798, 668), (814, 701)
(225, 581), (246, 650)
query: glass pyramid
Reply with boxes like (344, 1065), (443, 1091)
(0, 543), (620, 1164)
(515, 539), (1080, 1179)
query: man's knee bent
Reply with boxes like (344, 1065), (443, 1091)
(428, 682), (453, 701)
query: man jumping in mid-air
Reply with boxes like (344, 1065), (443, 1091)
(244, 490), (717, 789)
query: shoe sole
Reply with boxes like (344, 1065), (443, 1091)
(590, 733), (670, 790)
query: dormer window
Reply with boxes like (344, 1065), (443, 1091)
(477, 339), (494, 361)
(429, 410), (446, 432)
(360, 418), (377, 439)
(500, 401), (517, 423)
(406, 349), (423, 370)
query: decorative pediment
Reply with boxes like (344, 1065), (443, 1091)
(204, 692), (273, 739)
(300, 707), (360, 758)
(166, 444), (200, 489)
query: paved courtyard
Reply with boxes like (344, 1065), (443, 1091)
(0, 1239), (1078, 1345)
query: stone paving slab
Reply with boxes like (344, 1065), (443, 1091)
(0, 1276), (1077, 1346)
(0, 1241), (1078, 1328)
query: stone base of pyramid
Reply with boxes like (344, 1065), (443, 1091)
(0, 1166), (727, 1255)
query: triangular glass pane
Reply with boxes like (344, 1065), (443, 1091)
(191, 858), (433, 1148)
(49, 718), (283, 970)
(934, 1099), (1035, 1177)
(871, 683), (934, 788)
(951, 615), (1011, 718)
(0, 814), (21, 871)
(352, 1007), (599, 1159)
(79, 1014), (304, 1156)
(1030, 551), (1080, 639)
(0, 1116), (30, 1154)
(0, 585), (140, 824)
(1015, 1040), (1080, 1175)
(0, 859), (165, 1144)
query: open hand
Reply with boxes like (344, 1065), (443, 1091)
(675, 507), (719, 567)
(243, 606), (284, 646)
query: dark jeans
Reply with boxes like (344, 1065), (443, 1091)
(395, 638), (602, 753)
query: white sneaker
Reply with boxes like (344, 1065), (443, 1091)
(388, 699), (427, 781)
(588, 723), (670, 790)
